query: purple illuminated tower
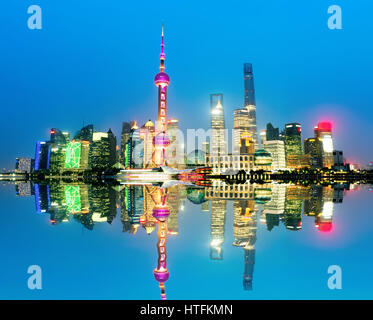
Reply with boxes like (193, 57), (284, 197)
(153, 26), (170, 166)
(152, 188), (170, 300)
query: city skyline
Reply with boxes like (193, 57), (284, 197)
(1, 1), (373, 169)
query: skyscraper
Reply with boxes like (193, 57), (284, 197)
(89, 130), (117, 169)
(304, 137), (323, 168)
(210, 94), (227, 156)
(167, 118), (183, 167)
(233, 108), (250, 154)
(120, 121), (132, 166)
(284, 123), (303, 167)
(243, 63), (258, 149)
(141, 120), (156, 168)
(15, 157), (33, 173)
(314, 121), (334, 168)
(124, 121), (143, 169)
(266, 123), (280, 141)
(74, 124), (94, 142)
(34, 141), (50, 171)
(263, 140), (286, 170)
(49, 128), (69, 172)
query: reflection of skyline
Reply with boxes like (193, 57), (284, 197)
(11, 180), (349, 298)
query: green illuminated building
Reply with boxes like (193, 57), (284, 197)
(65, 142), (82, 169)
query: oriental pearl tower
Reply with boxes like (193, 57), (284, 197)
(153, 26), (170, 166)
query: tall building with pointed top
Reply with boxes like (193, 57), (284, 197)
(153, 26), (171, 166)
(243, 63), (258, 149)
(210, 94), (227, 156)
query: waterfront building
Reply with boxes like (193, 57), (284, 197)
(15, 157), (33, 173)
(120, 122), (132, 166)
(314, 122), (334, 168)
(333, 150), (345, 170)
(243, 63), (258, 149)
(74, 124), (94, 142)
(233, 108), (250, 154)
(254, 149), (272, 170)
(284, 123), (303, 167)
(210, 94), (227, 156)
(266, 123), (280, 141)
(34, 141), (50, 171)
(304, 137), (323, 168)
(240, 132), (255, 155)
(206, 153), (255, 174)
(263, 140), (286, 170)
(141, 120), (156, 168)
(89, 130), (117, 169)
(49, 128), (69, 172)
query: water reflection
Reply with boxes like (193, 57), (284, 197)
(11, 180), (357, 298)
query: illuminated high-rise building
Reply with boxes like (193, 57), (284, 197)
(15, 157), (33, 173)
(167, 118), (183, 167)
(233, 108), (250, 154)
(243, 63), (258, 149)
(89, 130), (117, 169)
(304, 137), (323, 168)
(141, 120), (156, 168)
(240, 132), (255, 155)
(74, 124), (93, 142)
(314, 121), (334, 168)
(284, 123), (303, 167)
(34, 141), (50, 171)
(210, 94), (227, 156)
(65, 141), (82, 169)
(266, 123), (280, 141)
(49, 128), (69, 172)
(153, 26), (171, 167)
(263, 140), (286, 170)
(120, 121), (132, 166)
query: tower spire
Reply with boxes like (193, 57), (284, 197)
(160, 25), (165, 72)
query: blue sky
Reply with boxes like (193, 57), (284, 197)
(1, 0), (373, 168)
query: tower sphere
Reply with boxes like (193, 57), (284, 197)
(153, 132), (170, 147)
(153, 269), (170, 283)
(152, 207), (170, 219)
(154, 72), (170, 87)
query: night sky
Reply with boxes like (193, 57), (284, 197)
(1, 0), (372, 168)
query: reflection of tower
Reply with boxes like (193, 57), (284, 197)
(233, 200), (257, 290)
(152, 188), (171, 300)
(210, 200), (227, 260)
(153, 27), (171, 166)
